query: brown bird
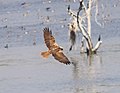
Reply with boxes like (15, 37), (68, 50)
(41, 27), (71, 65)
(68, 22), (77, 51)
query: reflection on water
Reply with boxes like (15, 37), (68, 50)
(70, 48), (120, 93)
(70, 53), (103, 93)
(1, 45), (120, 93)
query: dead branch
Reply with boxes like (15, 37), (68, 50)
(77, 0), (93, 54)
(67, 0), (102, 55)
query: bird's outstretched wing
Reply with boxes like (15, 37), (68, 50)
(42, 27), (70, 65)
(43, 27), (55, 49)
(52, 49), (70, 65)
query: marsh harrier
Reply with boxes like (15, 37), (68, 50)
(41, 27), (70, 65)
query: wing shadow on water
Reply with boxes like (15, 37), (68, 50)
(70, 53), (103, 93)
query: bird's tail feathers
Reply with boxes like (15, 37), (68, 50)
(41, 51), (51, 58)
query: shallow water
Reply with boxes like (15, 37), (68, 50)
(0, 44), (120, 93)
(0, 0), (120, 93)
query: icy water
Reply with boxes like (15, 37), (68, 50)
(0, 0), (120, 93)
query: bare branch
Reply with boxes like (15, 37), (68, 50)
(67, 0), (102, 54)
(92, 35), (102, 52)
(77, 1), (93, 54)
(67, 5), (77, 18)
(67, 5), (85, 23)
(95, 0), (103, 27)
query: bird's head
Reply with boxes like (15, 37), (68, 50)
(59, 46), (63, 50)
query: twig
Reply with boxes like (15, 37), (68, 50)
(95, 0), (102, 27)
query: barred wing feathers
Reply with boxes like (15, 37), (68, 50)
(52, 50), (70, 65)
(43, 28), (55, 49)
(42, 27), (71, 65)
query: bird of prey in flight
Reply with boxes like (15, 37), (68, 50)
(41, 27), (70, 65)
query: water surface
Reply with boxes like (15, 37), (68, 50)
(0, 0), (120, 93)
